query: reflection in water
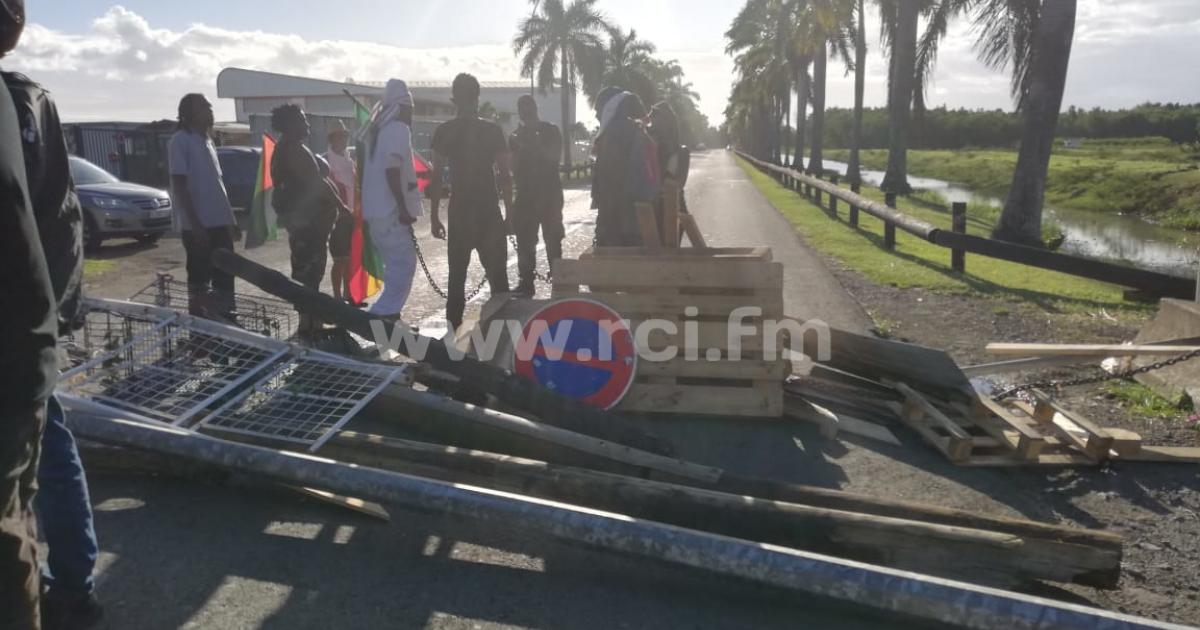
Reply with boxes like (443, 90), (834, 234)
(819, 159), (1200, 277)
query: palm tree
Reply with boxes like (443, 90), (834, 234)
(583, 26), (658, 106)
(880, 0), (919, 194)
(845, 0), (868, 186)
(727, 0), (794, 164)
(799, 0), (855, 176)
(513, 0), (611, 167)
(984, 0), (1078, 246)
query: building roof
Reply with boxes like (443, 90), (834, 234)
(217, 68), (549, 99)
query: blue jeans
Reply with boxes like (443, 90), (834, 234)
(36, 396), (98, 600)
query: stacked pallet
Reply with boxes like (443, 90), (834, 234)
(553, 247), (788, 417)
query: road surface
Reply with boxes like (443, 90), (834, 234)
(73, 150), (924, 629)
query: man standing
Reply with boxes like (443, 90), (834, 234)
(168, 93), (237, 320)
(429, 73), (513, 332)
(361, 79), (423, 321)
(0, 2), (60, 628)
(508, 95), (564, 297)
(6, 50), (103, 630)
(324, 120), (357, 305)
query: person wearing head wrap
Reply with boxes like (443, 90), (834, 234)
(361, 79), (423, 320)
(590, 88), (660, 246)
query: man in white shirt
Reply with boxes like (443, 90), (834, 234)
(167, 93), (237, 319)
(324, 120), (356, 304)
(361, 79), (422, 320)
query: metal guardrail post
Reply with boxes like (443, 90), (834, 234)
(952, 202), (968, 272)
(829, 175), (840, 217)
(884, 193), (898, 250)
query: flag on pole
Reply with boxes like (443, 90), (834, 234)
(245, 133), (277, 248)
(348, 101), (384, 304)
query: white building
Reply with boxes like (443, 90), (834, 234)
(216, 67), (576, 156)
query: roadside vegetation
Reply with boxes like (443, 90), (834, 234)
(827, 137), (1200, 230)
(735, 155), (1150, 314)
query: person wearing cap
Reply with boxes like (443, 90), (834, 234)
(1, 2), (64, 628)
(270, 103), (349, 336)
(508, 95), (564, 297)
(429, 73), (515, 333)
(324, 120), (357, 305)
(361, 78), (424, 321)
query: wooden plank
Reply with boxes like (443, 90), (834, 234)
(680, 213), (708, 248)
(1114, 446), (1200, 464)
(554, 258), (783, 291)
(784, 398), (838, 439)
(620, 383), (781, 417)
(886, 401), (971, 463)
(640, 319), (771, 354)
(635, 202), (662, 250)
(1102, 428), (1143, 457)
(891, 383), (972, 442)
(1031, 390), (1114, 460)
(560, 292), (785, 320)
(662, 178), (681, 248)
(637, 357), (790, 381)
(288, 486), (391, 522)
(986, 343), (1200, 358)
(585, 246), (771, 260)
(973, 396), (1047, 460)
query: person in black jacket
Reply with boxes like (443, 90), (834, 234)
(6, 65), (103, 630)
(0, 1), (61, 628)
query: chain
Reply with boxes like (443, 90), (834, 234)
(508, 234), (553, 284)
(991, 348), (1200, 401)
(410, 230), (488, 301)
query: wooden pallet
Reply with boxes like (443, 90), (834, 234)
(553, 248), (788, 417)
(882, 383), (1200, 466)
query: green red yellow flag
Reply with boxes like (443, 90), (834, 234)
(245, 133), (277, 248)
(349, 102), (384, 304)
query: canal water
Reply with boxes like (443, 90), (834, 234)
(816, 158), (1200, 278)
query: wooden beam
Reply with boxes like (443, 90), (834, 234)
(973, 397), (1047, 460)
(986, 343), (1200, 358)
(1031, 390), (1114, 461)
(680, 213), (708, 248)
(323, 432), (1121, 589)
(635, 202), (662, 250)
(890, 382), (973, 462)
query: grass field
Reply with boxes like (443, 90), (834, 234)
(736, 156), (1151, 315)
(826, 137), (1200, 230)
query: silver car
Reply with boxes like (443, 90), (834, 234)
(71, 156), (173, 250)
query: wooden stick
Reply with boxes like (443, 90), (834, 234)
(662, 178), (681, 248)
(680, 213), (708, 248)
(985, 343), (1200, 358)
(324, 432), (1121, 589)
(635, 202), (662, 249)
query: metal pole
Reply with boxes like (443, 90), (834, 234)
(68, 414), (1177, 630)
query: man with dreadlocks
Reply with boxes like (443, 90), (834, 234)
(168, 93), (238, 320)
(361, 79), (423, 321)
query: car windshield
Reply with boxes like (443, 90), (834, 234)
(69, 157), (120, 185)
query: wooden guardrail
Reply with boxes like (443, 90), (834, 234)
(737, 151), (1196, 300)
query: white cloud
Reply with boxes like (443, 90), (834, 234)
(5, 2), (1199, 125)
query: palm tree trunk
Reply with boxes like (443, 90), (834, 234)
(807, 44), (828, 175)
(561, 46), (573, 169)
(881, 0), (918, 194)
(992, 0), (1077, 246)
(847, 0), (867, 186)
(793, 66), (810, 172)
(781, 88), (791, 166)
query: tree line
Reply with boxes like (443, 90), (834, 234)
(725, 0), (1081, 246)
(804, 103), (1200, 150)
(511, 0), (721, 167)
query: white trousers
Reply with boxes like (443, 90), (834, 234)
(365, 214), (417, 317)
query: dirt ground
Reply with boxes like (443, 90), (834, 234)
(824, 257), (1200, 625)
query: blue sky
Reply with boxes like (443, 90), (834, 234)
(10, 2), (1200, 124)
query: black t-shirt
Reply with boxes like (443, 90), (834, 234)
(6, 72), (84, 336)
(431, 116), (507, 223)
(509, 120), (563, 195)
(0, 68), (58, 412)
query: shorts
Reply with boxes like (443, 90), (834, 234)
(329, 214), (354, 258)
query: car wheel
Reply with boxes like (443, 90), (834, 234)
(136, 233), (162, 245)
(83, 214), (103, 252)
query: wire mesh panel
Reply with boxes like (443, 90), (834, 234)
(129, 274), (299, 340)
(60, 300), (291, 425)
(200, 353), (402, 451)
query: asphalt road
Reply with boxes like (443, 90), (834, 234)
(75, 151), (928, 629)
